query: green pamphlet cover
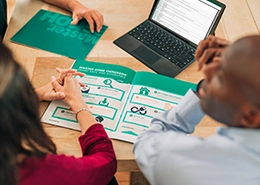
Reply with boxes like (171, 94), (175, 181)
(10, 9), (108, 59)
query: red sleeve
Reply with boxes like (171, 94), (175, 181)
(79, 124), (115, 156)
(19, 124), (117, 185)
(78, 124), (117, 183)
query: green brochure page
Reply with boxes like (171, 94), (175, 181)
(10, 9), (108, 59)
(41, 59), (196, 143)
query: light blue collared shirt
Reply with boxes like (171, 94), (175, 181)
(133, 89), (260, 185)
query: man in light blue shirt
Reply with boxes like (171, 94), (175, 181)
(133, 35), (260, 185)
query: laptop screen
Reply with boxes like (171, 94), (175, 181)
(151, 0), (223, 45)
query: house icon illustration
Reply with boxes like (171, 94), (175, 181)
(139, 87), (150, 96)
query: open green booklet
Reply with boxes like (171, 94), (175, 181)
(41, 60), (196, 143)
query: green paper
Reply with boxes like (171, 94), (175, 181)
(10, 9), (108, 59)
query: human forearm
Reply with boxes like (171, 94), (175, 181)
(79, 124), (117, 184)
(51, 75), (97, 134)
(151, 89), (205, 134)
(133, 90), (205, 184)
(69, 99), (97, 134)
(79, 124), (115, 155)
(42, 0), (81, 12)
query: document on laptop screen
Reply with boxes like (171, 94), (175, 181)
(151, 0), (221, 45)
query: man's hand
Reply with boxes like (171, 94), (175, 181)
(195, 35), (230, 71)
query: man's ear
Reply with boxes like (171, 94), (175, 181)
(240, 105), (260, 128)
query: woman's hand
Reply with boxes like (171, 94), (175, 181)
(51, 74), (97, 133)
(51, 74), (86, 111)
(55, 67), (84, 85)
(35, 68), (84, 101)
(35, 82), (65, 101)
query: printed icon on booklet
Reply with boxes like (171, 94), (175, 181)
(139, 87), (150, 96)
(95, 116), (104, 123)
(130, 106), (147, 115)
(103, 79), (113, 88)
(154, 110), (162, 114)
(81, 85), (90, 93)
(98, 98), (109, 106)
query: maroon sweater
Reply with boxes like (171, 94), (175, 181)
(19, 124), (117, 185)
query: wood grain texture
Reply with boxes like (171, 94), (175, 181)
(5, 0), (260, 184)
(220, 0), (259, 41)
(247, 0), (260, 32)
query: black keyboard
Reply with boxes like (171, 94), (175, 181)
(129, 21), (196, 68)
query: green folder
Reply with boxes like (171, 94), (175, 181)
(11, 9), (108, 59)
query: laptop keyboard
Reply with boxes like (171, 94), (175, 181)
(129, 21), (196, 68)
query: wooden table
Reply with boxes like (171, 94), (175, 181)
(4, 0), (260, 184)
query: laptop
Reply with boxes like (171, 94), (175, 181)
(114, 0), (226, 77)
